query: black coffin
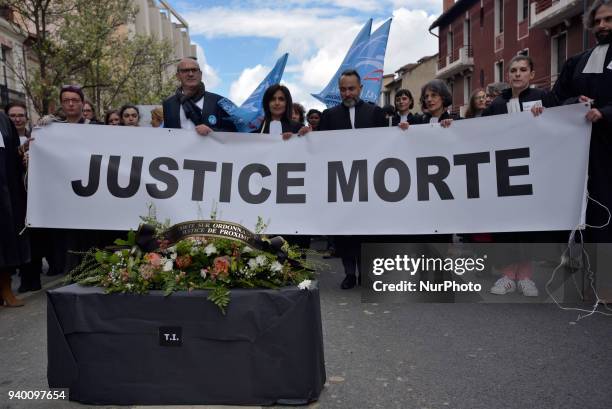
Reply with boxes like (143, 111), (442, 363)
(47, 283), (326, 405)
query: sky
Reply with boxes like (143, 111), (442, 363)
(170, 0), (442, 111)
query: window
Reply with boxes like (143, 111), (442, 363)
(495, 60), (504, 82)
(447, 30), (453, 56)
(551, 33), (567, 81)
(480, 7), (484, 28)
(464, 76), (472, 105)
(495, 0), (504, 34)
(480, 69), (485, 87)
(518, 0), (529, 22)
(464, 18), (471, 48)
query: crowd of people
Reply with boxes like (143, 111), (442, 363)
(1, 0), (610, 304)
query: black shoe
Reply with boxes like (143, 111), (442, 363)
(341, 275), (357, 289)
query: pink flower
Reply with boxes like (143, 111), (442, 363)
(120, 268), (129, 282)
(175, 254), (192, 269)
(139, 264), (156, 280)
(144, 252), (162, 268)
(211, 256), (230, 279)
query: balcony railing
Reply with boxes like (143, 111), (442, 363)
(530, 0), (582, 29)
(437, 45), (474, 78)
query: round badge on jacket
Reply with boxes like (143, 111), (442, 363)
(208, 115), (217, 126)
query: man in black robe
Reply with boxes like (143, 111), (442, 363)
(549, 0), (612, 242)
(0, 111), (29, 306)
(318, 69), (387, 289)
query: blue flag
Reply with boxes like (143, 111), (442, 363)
(218, 53), (289, 133)
(358, 18), (392, 105)
(312, 18), (392, 108)
(311, 19), (373, 108)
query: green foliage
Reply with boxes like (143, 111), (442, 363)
(4, 0), (176, 115)
(114, 230), (136, 247)
(207, 286), (230, 314)
(65, 223), (315, 314)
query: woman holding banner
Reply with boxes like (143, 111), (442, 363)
(255, 84), (310, 249)
(253, 84), (304, 138)
(482, 55), (560, 297)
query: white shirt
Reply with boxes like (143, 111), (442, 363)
(583, 44), (610, 74)
(269, 120), (283, 136)
(179, 96), (204, 131)
(349, 106), (356, 129)
(506, 97), (521, 113)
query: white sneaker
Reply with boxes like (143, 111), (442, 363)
(490, 276), (516, 295)
(517, 279), (539, 297)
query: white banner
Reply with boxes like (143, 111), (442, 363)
(27, 104), (590, 234)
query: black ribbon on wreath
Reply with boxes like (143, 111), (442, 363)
(121, 220), (310, 271)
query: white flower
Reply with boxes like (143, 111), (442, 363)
(248, 258), (258, 269)
(170, 252), (177, 260)
(270, 261), (283, 272)
(204, 243), (217, 256)
(163, 259), (173, 272)
(242, 246), (253, 254)
(298, 280), (313, 290)
(255, 255), (267, 267)
(200, 269), (207, 279)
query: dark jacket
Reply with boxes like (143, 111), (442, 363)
(482, 87), (553, 116)
(391, 112), (420, 126)
(252, 119), (302, 134)
(163, 91), (237, 132)
(420, 110), (457, 123)
(549, 45), (612, 125)
(318, 100), (388, 131)
(0, 112), (30, 267)
(548, 45), (612, 242)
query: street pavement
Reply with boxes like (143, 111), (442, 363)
(1, 241), (612, 409)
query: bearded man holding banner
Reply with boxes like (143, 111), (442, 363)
(318, 69), (388, 289)
(545, 0), (612, 242)
(163, 57), (236, 135)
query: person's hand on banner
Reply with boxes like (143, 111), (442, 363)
(440, 119), (453, 128)
(531, 105), (544, 117)
(585, 108), (603, 123)
(576, 95), (602, 122)
(282, 132), (293, 140)
(36, 115), (57, 127)
(297, 126), (311, 136)
(195, 124), (213, 136)
(398, 122), (410, 131)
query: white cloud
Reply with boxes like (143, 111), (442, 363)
(392, 0), (442, 14)
(384, 8), (439, 73)
(196, 44), (221, 90)
(185, 4), (439, 110)
(229, 64), (269, 105)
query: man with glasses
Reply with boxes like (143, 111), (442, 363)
(163, 57), (236, 135)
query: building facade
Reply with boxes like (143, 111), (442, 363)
(380, 54), (438, 111)
(0, 6), (30, 109)
(430, 0), (594, 115)
(130, 0), (197, 63)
